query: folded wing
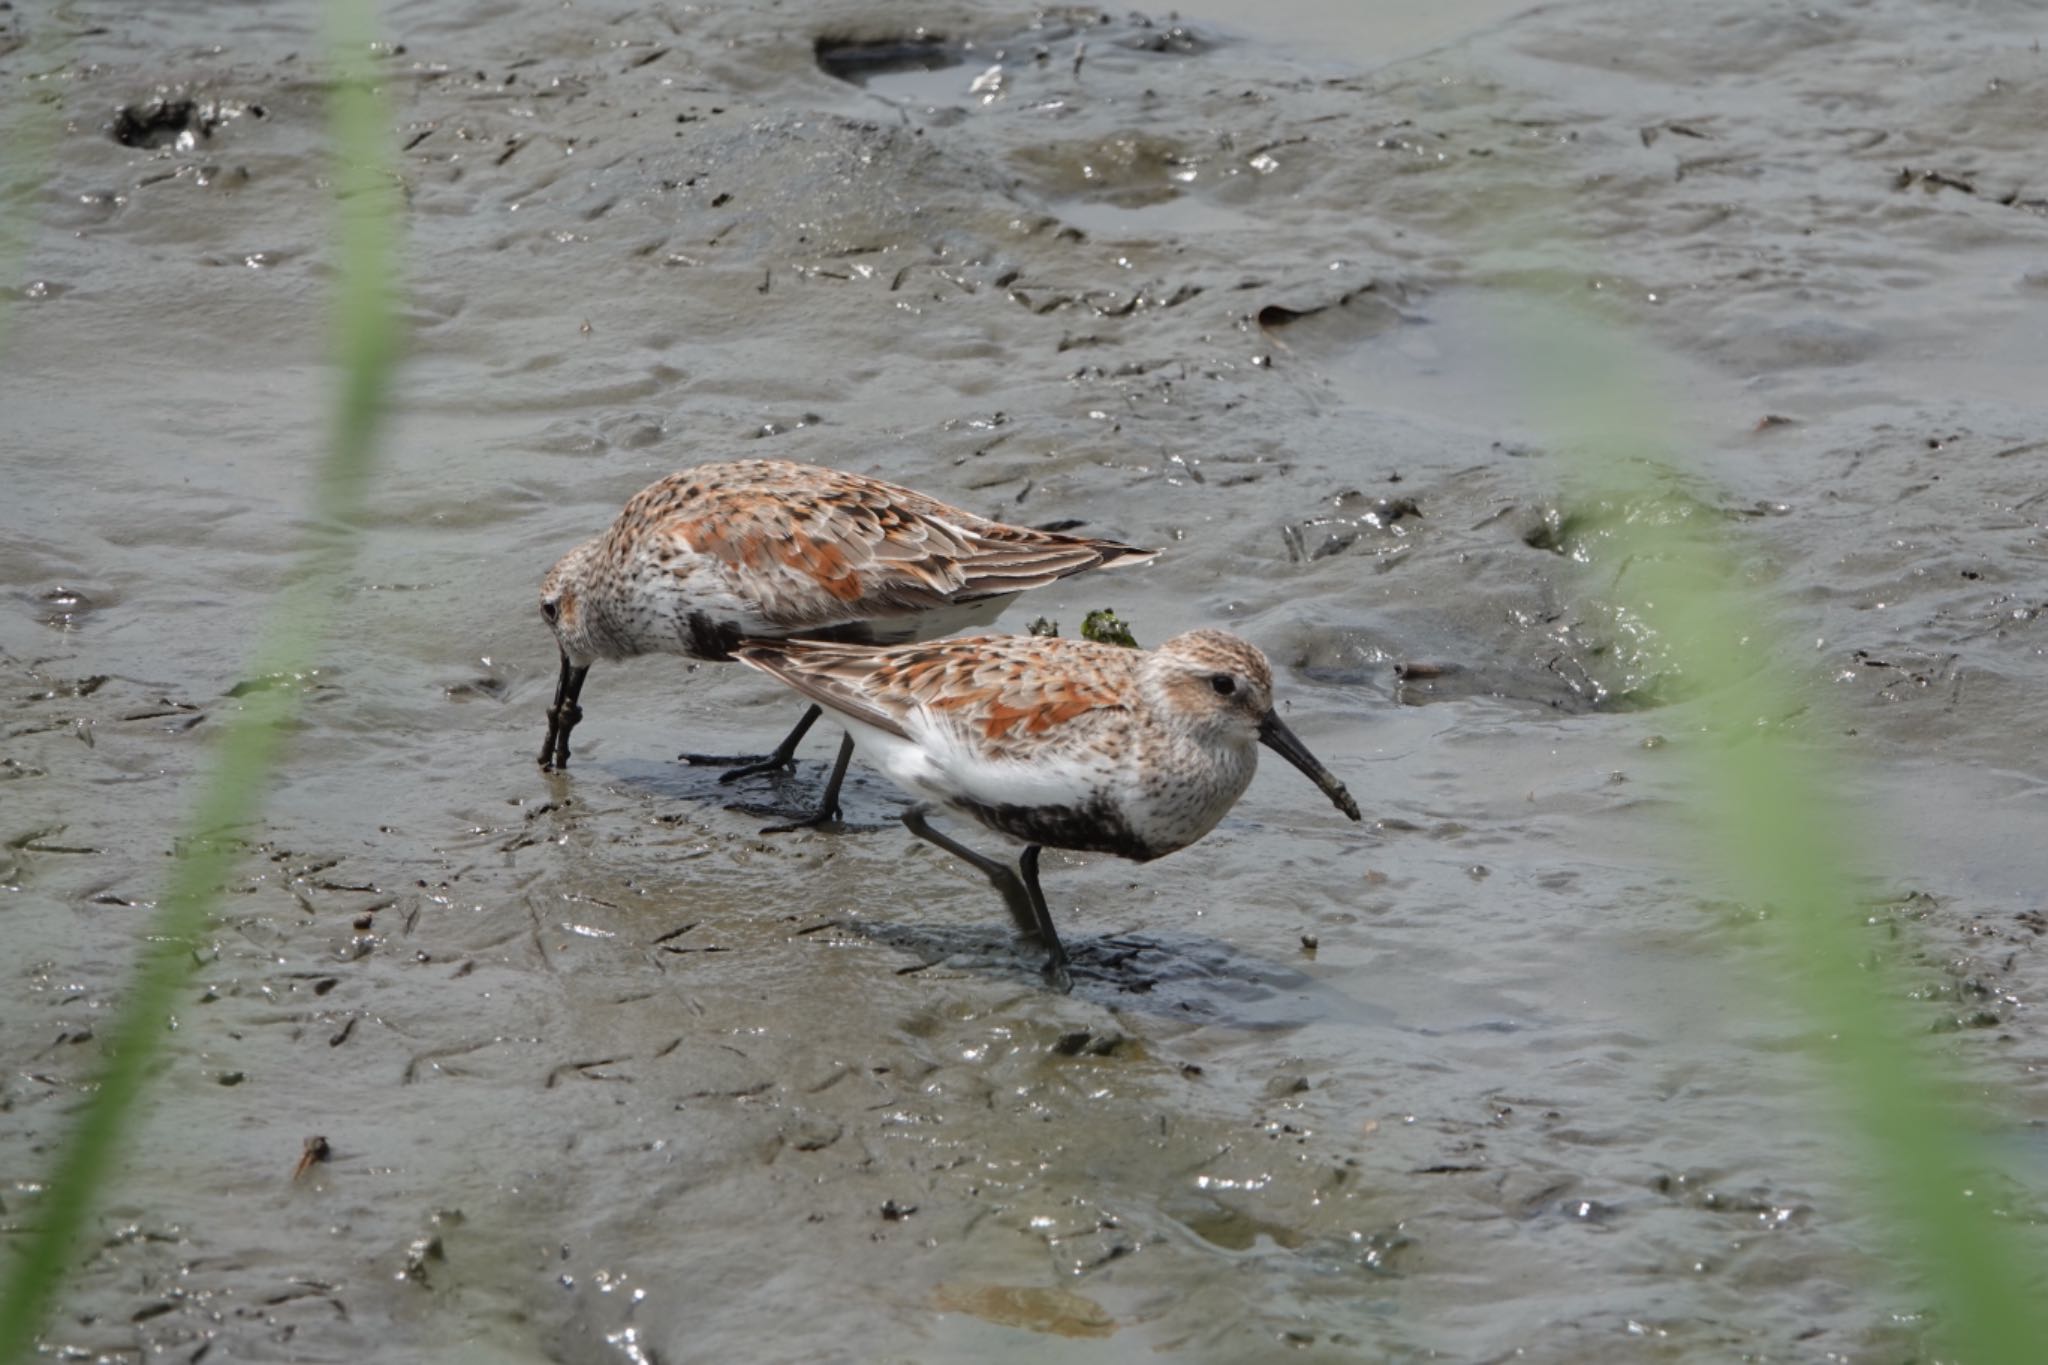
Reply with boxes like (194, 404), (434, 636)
(656, 462), (1156, 630)
(732, 634), (1138, 760)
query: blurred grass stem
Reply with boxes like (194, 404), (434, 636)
(1518, 302), (2044, 1364)
(0, 3), (399, 1358)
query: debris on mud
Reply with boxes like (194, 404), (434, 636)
(109, 95), (261, 149)
(293, 1135), (332, 1181)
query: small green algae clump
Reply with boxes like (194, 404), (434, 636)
(1080, 608), (1139, 648)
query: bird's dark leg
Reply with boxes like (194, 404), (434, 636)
(539, 654), (590, 771)
(680, 704), (822, 779)
(900, 808), (1039, 940)
(754, 732), (855, 834)
(1017, 845), (1072, 991)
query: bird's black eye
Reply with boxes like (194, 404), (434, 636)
(1209, 673), (1236, 696)
(540, 599), (559, 624)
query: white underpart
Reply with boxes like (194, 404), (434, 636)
(832, 706), (1119, 832)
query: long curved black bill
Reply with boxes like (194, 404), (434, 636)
(1258, 711), (1361, 821)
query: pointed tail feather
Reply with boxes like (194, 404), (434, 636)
(732, 640), (914, 740)
(953, 534), (1158, 599)
(1084, 541), (1159, 572)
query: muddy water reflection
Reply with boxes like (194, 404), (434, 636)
(5, 0), (2047, 1361)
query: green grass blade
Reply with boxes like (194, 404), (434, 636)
(1516, 302), (2047, 1363)
(0, 3), (400, 1357)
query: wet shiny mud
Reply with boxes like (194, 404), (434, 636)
(5, 0), (2048, 1360)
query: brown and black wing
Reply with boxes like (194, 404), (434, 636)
(732, 634), (1137, 759)
(655, 461), (1157, 629)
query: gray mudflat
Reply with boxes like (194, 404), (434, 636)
(4, 1), (2046, 1360)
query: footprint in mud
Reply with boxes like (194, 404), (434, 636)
(31, 585), (103, 631)
(1279, 486), (1423, 565)
(108, 95), (264, 150)
(813, 35), (965, 87)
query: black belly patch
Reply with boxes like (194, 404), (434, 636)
(684, 611), (744, 661)
(701, 616), (885, 660)
(792, 619), (884, 645)
(956, 795), (1162, 862)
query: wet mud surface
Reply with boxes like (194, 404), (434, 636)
(4, 0), (2048, 1360)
